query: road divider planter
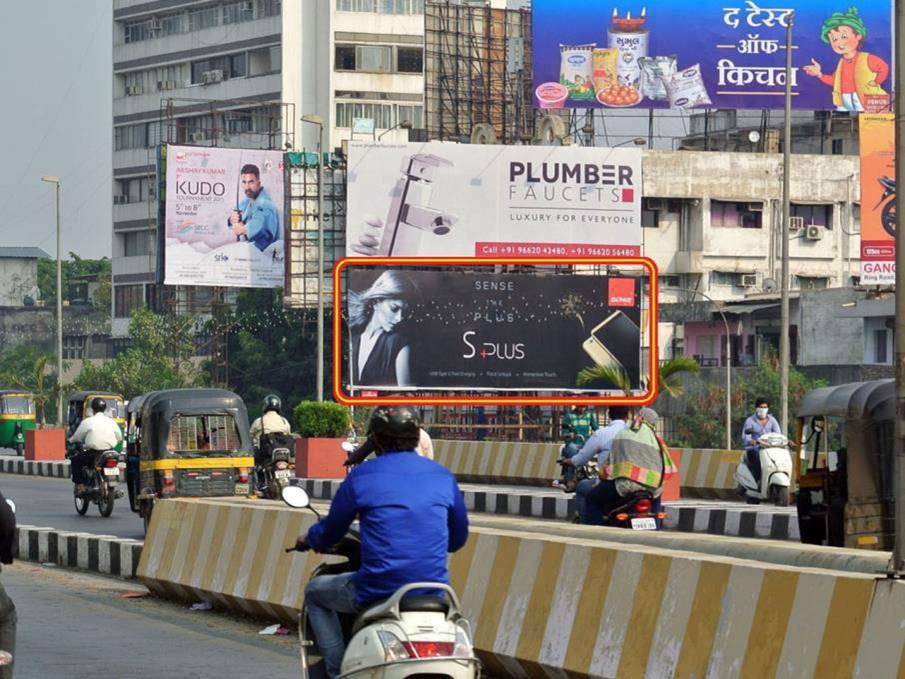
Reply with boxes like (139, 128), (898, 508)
(138, 497), (905, 678)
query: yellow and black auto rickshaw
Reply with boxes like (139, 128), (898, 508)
(134, 388), (254, 532)
(124, 393), (149, 512)
(0, 391), (36, 456)
(794, 379), (894, 550)
(67, 391), (126, 452)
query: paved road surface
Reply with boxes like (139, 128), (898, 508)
(5, 561), (300, 678)
(0, 474), (145, 539)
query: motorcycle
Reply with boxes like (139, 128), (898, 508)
(281, 484), (480, 679)
(555, 445), (598, 492)
(602, 490), (666, 530)
(255, 432), (296, 500)
(68, 444), (125, 517)
(735, 431), (792, 506)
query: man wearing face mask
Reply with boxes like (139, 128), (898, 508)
(741, 397), (782, 486)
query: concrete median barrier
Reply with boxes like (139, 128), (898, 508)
(138, 497), (905, 678)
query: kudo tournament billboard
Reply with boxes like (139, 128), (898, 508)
(163, 145), (285, 288)
(346, 142), (641, 258)
(859, 113), (895, 286)
(345, 267), (644, 393)
(532, 1), (892, 112)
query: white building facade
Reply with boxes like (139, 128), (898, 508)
(112, 0), (425, 335)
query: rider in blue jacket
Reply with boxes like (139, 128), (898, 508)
(298, 405), (469, 678)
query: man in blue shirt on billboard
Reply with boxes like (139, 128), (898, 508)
(229, 163), (281, 251)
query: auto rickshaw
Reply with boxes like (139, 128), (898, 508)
(0, 391), (36, 456)
(124, 393), (149, 512)
(134, 388), (255, 532)
(67, 391), (126, 452)
(794, 379), (894, 550)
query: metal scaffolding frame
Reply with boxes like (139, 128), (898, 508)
(424, 1), (536, 144)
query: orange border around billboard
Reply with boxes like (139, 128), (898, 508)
(332, 257), (659, 406)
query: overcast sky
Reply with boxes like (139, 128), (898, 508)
(0, 1), (112, 260)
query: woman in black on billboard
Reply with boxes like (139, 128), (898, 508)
(349, 270), (418, 387)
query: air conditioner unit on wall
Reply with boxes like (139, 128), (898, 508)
(747, 202), (764, 212)
(740, 274), (757, 287)
(805, 225), (824, 241)
(789, 216), (805, 231)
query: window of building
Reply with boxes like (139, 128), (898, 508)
(853, 203), (861, 231)
(710, 271), (737, 286)
(223, 1), (256, 23)
(123, 231), (152, 257)
(659, 275), (680, 289)
(248, 45), (281, 76)
(357, 45), (393, 72)
(124, 19), (152, 44)
(337, 0), (424, 13)
(335, 101), (423, 130)
(188, 6), (220, 32)
(795, 275), (828, 290)
(160, 12), (185, 36)
(114, 123), (149, 151)
(63, 335), (86, 360)
(832, 138), (844, 155)
(642, 207), (659, 228)
(397, 47), (423, 73)
(791, 203), (833, 229)
(335, 45), (356, 70)
(114, 285), (144, 318)
(875, 328), (888, 363)
(710, 200), (762, 228)
(191, 53), (247, 84)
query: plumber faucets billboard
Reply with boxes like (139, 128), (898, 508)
(346, 142), (642, 259)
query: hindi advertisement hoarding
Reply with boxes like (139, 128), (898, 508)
(163, 145), (285, 288)
(859, 113), (895, 285)
(346, 142), (641, 258)
(532, 1), (892, 112)
(344, 266), (644, 394)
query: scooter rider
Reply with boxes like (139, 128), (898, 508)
(67, 398), (123, 494)
(741, 397), (781, 486)
(250, 394), (292, 464)
(295, 405), (469, 679)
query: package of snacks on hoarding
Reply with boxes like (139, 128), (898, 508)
(592, 48), (619, 93)
(662, 63), (712, 109)
(559, 44), (596, 100)
(639, 55), (677, 101)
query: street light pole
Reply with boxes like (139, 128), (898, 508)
(42, 176), (63, 426)
(660, 285), (732, 450)
(890, 0), (905, 574)
(779, 14), (794, 436)
(302, 115), (326, 402)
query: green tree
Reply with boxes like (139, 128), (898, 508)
(577, 356), (700, 398)
(75, 308), (206, 398)
(38, 253), (111, 309)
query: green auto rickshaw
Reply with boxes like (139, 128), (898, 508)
(0, 391), (36, 456)
(67, 391), (126, 452)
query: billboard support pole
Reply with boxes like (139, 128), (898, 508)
(891, 0), (905, 575)
(779, 14), (793, 437)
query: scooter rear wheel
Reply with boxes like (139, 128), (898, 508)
(74, 494), (89, 516)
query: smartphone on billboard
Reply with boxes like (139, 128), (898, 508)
(581, 311), (641, 381)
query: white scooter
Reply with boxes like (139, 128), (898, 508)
(735, 431), (792, 506)
(281, 485), (479, 679)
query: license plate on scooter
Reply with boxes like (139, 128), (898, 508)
(274, 469), (292, 479)
(103, 467), (119, 477)
(630, 517), (657, 531)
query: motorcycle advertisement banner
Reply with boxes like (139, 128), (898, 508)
(345, 142), (642, 258)
(532, 1), (892, 112)
(859, 113), (895, 286)
(163, 145), (286, 288)
(346, 268), (643, 393)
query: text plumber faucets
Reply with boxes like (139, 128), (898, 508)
(378, 153), (457, 256)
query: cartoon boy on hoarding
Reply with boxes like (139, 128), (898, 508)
(802, 7), (889, 112)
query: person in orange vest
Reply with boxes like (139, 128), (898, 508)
(803, 7), (889, 113)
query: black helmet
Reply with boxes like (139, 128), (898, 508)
(367, 405), (420, 453)
(90, 397), (107, 414)
(263, 394), (281, 413)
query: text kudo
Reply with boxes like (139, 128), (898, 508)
(175, 181), (227, 197)
(509, 162), (634, 186)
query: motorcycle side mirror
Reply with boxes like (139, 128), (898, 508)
(811, 417), (824, 433)
(341, 441), (356, 453)
(281, 485), (310, 509)
(4, 499), (14, 515)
